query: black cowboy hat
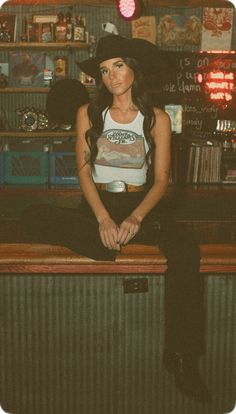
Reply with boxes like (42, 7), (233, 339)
(77, 34), (159, 79)
(46, 78), (89, 127)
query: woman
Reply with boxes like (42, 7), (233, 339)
(23, 34), (209, 403)
(76, 36), (170, 256)
(76, 34), (210, 403)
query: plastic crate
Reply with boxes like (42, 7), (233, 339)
(0, 152), (4, 184)
(49, 152), (78, 185)
(5, 152), (48, 184)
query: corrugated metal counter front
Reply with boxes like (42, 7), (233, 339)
(0, 272), (236, 414)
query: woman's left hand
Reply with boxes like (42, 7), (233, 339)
(117, 215), (141, 246)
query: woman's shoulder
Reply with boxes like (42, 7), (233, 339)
(153, 106), (169, 118)
(153, 106), (171, 125)
(76, 103), (91, 129)
(77, 103), (90, 116)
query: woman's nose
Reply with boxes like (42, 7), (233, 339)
(109, 70), (115, 79)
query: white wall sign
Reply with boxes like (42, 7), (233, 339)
(0, 0), (9, 8)
(0, 405), (11, 414)
(226, 403), (236, 414)
(228, 0), (236, 8)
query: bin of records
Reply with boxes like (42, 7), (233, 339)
(5, 138), (49, 185)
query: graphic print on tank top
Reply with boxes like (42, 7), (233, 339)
(95, 128), (146, 169)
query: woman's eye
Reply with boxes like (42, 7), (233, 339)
(116, 63), (124, 69)
(100, 69), (108, 76)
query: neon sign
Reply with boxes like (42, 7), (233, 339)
(205, 70), (235, 103)
(117, 0), (142, 20)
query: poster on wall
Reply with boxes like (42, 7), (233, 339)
(9, 51), (45, 87)
(157, 12), (201, 48)
(131, 16), (156, 45)
(201, 7), (234, 51)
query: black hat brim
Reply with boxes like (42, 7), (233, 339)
(77, 35), (160, 80)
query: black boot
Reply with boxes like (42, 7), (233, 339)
(163, 350), (211, 403)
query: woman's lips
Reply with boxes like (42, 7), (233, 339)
(110, 83), (121, 88)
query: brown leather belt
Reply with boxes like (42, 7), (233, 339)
(95, 181), (145, 193)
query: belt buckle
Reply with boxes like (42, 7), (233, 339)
(106, 180), (126, 193)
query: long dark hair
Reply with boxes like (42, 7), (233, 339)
(85, 57), (158, 184)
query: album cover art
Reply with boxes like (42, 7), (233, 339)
(201, 7), (234, 51)
(157, 12), (201, 47)
(9, 51), (45, 87)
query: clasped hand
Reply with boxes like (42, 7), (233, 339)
(99, 215), (141, 251)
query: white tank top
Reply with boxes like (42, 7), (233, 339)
(92, 109), (149, 185)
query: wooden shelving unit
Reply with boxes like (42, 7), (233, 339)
(0, 86), (96, 93)
(0, 42), (88, 49)
(0, 87), (50, 93)
(0, 130), (76, 138)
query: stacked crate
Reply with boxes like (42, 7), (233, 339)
(4, 138), (49, 185)
(0, 140), (4, 184)
(49, 138), (79, 187)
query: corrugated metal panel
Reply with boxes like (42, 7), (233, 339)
(0, 274), (235, 414)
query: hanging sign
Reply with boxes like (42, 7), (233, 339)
(201, 7), (234, 51)
(205, 70), (234, 103)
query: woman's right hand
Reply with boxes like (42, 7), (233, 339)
(99, 216), (120, 251)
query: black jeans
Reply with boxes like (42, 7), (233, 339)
(22, 191), (205, 357)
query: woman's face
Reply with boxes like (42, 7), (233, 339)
(99, 58), (134, 96)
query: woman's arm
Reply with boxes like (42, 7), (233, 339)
(76, 105), (120, 251)
(117, 108), (171, 245)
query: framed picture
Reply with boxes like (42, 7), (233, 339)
(165, 104), (183, 134)
(54, 56), (68, 80)
(0, 13), (17, 42)
(132, 16), (157, 45)
(41, 23), (54, 42)
(26, 21), (41, 42)
(9, 51), (45, 87)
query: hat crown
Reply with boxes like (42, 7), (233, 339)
(95, 35), (131, 64)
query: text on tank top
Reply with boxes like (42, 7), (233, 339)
(92, 109), (149, 185)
